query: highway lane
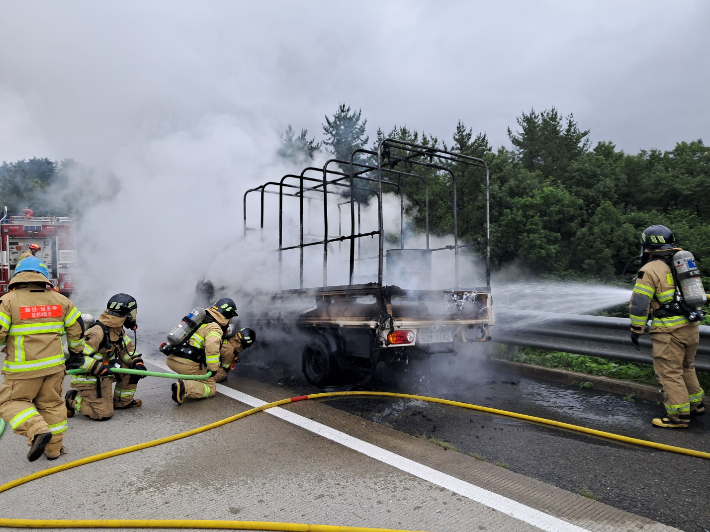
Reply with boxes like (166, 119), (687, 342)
(228, 343), (709, 532)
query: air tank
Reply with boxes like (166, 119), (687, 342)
(672, 250), (707, 309)
(167, 307), (206, 346)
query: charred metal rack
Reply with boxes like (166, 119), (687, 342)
(243, 139), (491, 292)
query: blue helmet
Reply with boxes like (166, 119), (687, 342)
(13, 256), (49, 279)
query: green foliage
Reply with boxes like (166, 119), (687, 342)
(322, 104), (369, 163)
(278, 125), (320, 165)
(501, 348), (710, 390)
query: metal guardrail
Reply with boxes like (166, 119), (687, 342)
(491, 309), (710, 373)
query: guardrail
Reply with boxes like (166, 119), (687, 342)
(491, 309), (710, 373)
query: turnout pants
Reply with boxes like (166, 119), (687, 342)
(166, 355), (216, 399)
(651, 325), (704, 417)
(0, 371), (67, 457)
(71, 378), (115, 420)
(113, 370), (138, 407)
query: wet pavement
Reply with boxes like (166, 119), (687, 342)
(0, 330), (703, 532)
(227, 339), (710, 532)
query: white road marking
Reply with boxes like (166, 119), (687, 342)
(148, 359), (592, 532)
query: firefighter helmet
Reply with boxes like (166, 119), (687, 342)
(106, 293), (138, 317)
(13, 256), (49, 279)
(641, 225), (676, 252)
(237, 327), (256, 348)
(29, 244), (40, 252)
(213, 298), (238, 318)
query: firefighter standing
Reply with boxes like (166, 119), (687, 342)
(0, 257), (91, 461)
(167, 298), (237, 403)
(65, 294), (145, 420)
(629, 225), (705, 428)
(18, 243), (41, 262)
(215, 326), (256, 383)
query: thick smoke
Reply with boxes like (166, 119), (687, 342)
(0, 1), (690, 341)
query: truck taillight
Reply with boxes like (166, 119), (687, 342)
(387, 330), (415, 345)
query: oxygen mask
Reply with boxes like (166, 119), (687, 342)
(124, 309), (138, 331)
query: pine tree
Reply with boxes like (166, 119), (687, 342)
(278, 124), (320, 165)
(507, 107), (589, 179)
(322, 104), (369, 163)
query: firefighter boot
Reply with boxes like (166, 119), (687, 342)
(65, 390), (79, 418)
(690, 402), (705, 416)
(114, 399), (142, 410)
(171, 380), (185, 405)
(652, 416), (690, 428)
(27, 432), (53, 462)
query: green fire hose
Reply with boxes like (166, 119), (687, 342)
(66, 368), (214, 380)
(0, 369), (212, 440)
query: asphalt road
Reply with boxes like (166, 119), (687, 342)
(227, 341), (710, 532)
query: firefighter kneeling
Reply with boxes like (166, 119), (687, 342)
(630, 225), (706, 428)
(0, 257), (86, 461)
(215, 324), (256, 383)
(162, 298), (238, 403)
(65, 294), (145, 420)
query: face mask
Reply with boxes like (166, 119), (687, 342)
(124, 309), (138, 330)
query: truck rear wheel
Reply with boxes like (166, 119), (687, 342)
(302, 334), (339, 387)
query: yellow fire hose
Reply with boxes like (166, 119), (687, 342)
(0, 390), (708, 531)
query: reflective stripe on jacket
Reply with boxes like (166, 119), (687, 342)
(0, 281), (84, 379)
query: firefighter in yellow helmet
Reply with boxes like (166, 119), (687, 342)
(166, 298), (236, 403)
(629, 225), (706, 428)
(65, 294), (145, 420)
(18, 243), (41, 262)
(214, 324), (256, 383)
(0, 257), (89, 461)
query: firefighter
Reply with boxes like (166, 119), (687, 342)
(629, 225), (705, 428)
(167, 298), (237, 403)
(65, 294), (146, 420)
(215, 326), (256, 383)
(18, 243), (41, 262)
(0, 257), (95, 461)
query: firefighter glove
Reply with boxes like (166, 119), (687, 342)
(88, 360), (112, 377)
(66, 352), (85, 370)
(131, 358), (146, 371)
(630, 332), (641, 351)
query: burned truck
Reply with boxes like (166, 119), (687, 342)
(241, 139), (493, 387)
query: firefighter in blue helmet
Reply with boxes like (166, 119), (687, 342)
(0, 257), (89, 461)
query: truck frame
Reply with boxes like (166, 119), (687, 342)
(242, 139), (493, 387)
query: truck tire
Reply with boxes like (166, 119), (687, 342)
(302, 334), (339, 387)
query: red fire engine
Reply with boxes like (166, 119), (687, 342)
(0, 207), (77, 297)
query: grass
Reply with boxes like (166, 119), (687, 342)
(495, 461), (511, 470)
(497, 347), (710, 390)
(416, 433), (460, 452)
(469, 452), (486, 461)
(579, 488), (597, 500)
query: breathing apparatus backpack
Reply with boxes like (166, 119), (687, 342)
(160, 307), (208, 363)
(654, 250), (707, 322)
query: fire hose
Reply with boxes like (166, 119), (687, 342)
(0, 390), (709, 531)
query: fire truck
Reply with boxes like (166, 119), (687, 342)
(0, 207), (77, 297)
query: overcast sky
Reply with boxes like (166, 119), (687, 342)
(0, 1), (706, 315)
(1, 0), (708, 166)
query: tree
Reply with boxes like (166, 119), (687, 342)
(277, 124), (320, 166)
(0, 158), (58, 215)
(322, 104), (369, 163)
(507, 107), (590, 180)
